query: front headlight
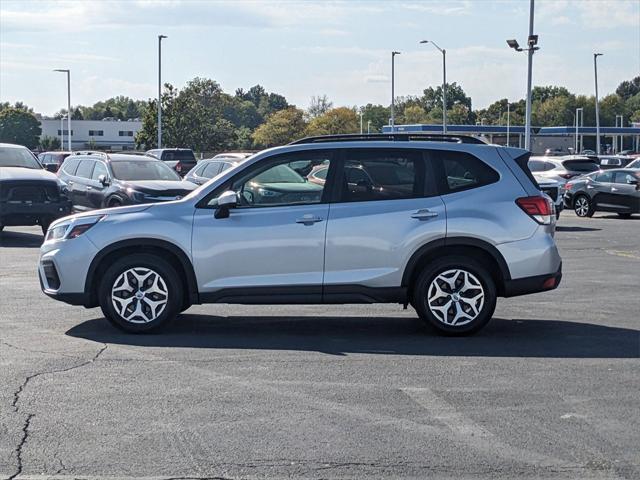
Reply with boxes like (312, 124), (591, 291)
(127, 188), (148, 202)
(45, 215), (105, 242)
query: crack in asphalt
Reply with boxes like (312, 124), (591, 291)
(7, 343), (107, 480)
(0, 340), (79, 359)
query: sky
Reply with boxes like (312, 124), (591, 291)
(1, 0), (639, 117)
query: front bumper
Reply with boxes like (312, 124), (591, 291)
(0, 199), (72, 226)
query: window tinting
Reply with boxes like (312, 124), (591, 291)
(439, 151), (499, 192)
(596, 171), (614, 183)
(614, 171), (639, 184)
(75, 160), (95, 178)
(340, 150), (423, 203)
(91, 162), (108, 181)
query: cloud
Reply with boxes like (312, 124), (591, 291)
(539, 0), (640, 29)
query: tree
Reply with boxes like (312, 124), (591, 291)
(304, 107), (359, 136)
(308, 95), (333, 119)
(360, 104), (390, 133)
(252, 107), (307, 147)
(421, 82), (472, 111)
(400, 104), (429, 124)
(531, 86), (571, 103)
(616, 76), (640, 101)
(39, 135), (61, 151)
(71, 107), (83, 120)
(0, 105), (41, 149)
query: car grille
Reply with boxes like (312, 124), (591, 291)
(2, 181), (60, 203)
(541, 186), (558, 201)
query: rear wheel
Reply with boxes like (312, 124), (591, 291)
(574, 194), (594, 217)
(412, 256), (497, 336)
(98, 253), (183, 333)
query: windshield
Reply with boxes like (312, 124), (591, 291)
(111, 160), (181, 181)
(0, 146), (41, 169)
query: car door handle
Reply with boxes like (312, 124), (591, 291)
(411, 209), (439, 220)
(296, 215), (323, 225)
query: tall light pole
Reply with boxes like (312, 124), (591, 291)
(420, 40), (447, 133)
(576, 107), (584, 153)
(594, 52), (603, 155)
(391, 51), (400, 132)
(59, 114), (65, 150)
(53, 69), (71, 151)
(506, 102), (510, 147)
(359, 112), (364, 134)
(615, 114), (623, 153)
(158, 34), (167, 148)
(367, 120), (371, 134)
(507, 0), (538, 151)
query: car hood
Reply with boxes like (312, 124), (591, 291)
(0, 166), (58, 182)
(50, 204), (154, 229)
(121, 180), (198, 194)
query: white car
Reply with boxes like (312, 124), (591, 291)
(534, 175), (563, 219)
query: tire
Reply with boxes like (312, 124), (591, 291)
(412, 256), (497, 336)
(617, 213), (632, 219)
(40, 220), (51, 235)
(98, 253), (183, 333)
(573, 194), (594, 217)
(108, 197), (123, 208)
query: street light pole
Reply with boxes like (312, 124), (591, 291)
(158, 34), (167, 149)
(419, 40), (446, 133)
(391, 51), (400, 132)
(53, 69), (71, 151)
(506, 102), (510, 147)
(576, 107), (584, 153)
(615, 114), (623, 152)
(360, 112), (363, 134)
(594, 52), (603, 155)
(367, 120), (371, 134)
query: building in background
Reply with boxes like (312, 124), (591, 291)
(39, 119), (142, 151)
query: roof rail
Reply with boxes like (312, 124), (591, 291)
(73, 150), (109, 159)
(289, 133), (488, 145)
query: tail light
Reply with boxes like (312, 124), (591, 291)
(516, 196), (554, 225)
(175, 161), (182, 173)
(564, 182), (574, 191)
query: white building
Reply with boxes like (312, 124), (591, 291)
(40, 119), (143, 151)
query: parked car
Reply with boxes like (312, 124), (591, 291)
(39, 151), (72, 173)
(534, 175), (563, 219)
(563, 168), (640, 218)
(0, 143), (72, 233)
(57, 151), (197, 211)
(184, 157), (244, 186)
(145, 148), (197, 176)
(39, 134), (561, 335)
(528, 156), (599, 186)
(627, 158), (640, 169)
(598, 155), (635, 170)
(618, 150), (640, 158)
(213, 152), (253, 160)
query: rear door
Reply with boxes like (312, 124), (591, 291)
(72, 159), (96, 210)
(591, 170), (615, 209)
(323, 148), (445, 292)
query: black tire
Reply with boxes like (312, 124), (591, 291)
(98, 253), (183, 333)
(412, 256), (497, 336)
(108, 197), (123, 208)
(617, 213), (632, 219)
(573, 194), (594, 217)
(40, 220), (51, 235)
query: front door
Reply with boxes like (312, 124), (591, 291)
(192, 150), (335, 301)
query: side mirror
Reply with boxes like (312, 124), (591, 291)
(214, 190), (238, 219)
(98, 174), (110, 186)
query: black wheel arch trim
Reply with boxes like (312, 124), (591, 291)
(84, 238), (199, 307)
(401, 236), (512, 288)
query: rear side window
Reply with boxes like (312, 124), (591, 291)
(563, 160), (599, 172)
(339, 150), (425, 203)
(595, 171), (614, 183)
(62, 158), (80, 175)
(528, 160), (546, 172)
(437, 151), (499, 193)
(75, 160), (95, 179)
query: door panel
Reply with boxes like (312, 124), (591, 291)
(324, 197), (446, 287)
(192, 204), (329, 295)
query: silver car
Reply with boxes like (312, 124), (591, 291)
(39, 134), (562, 335)
(528, 155), (599, 186)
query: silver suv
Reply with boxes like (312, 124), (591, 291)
(39, 134), (562, 335)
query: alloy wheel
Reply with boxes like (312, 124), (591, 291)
(575, 196), (590, 217)
(427, 269), (485, 326)
(111, 267), (168, 323)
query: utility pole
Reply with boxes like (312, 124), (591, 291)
(391, 51), (400, 132)
(158, 34), (167, 148)
(594, 53), (603, 155)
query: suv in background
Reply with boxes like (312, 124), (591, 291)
(40, 134), (561, 335)
(39, 151), (71, 173)
(528, 155), (599, 186)
(57, 151), (197, 210)
(146, 148), (197, 176)
(184, 157), (244, 185)
(1, 143), (71, 233)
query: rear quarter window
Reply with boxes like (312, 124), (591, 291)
(436, 151), (499, 193)
(563, 160), (599, 172)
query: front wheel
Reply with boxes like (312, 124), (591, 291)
(412, 256), (497, 336)
(99, 253), (183, 333)
(574, 194), (594, 217)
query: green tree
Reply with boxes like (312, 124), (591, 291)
(39, 135), (61, 151)
(71, 107), (84, 120)
(421, 82), (472, 111)
(400, 104), (429, 124)
(252, 107), (307, 147)
(616, 76), (640, 101)
(0, 105), (41, 149)
(625, 93), (640, 123)
(531, 86), (571, 103)
(304, 107), (359, 136)
(360, 104), (390, 133)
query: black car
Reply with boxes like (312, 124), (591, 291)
(0, 143), (72, 233)
(145, 148), (197, 176)
(184, 157), (243, 185)
(564, 168), (640, 218)
(57, 151), (197, 211)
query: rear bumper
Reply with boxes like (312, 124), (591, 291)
(503, 262), (562, 297)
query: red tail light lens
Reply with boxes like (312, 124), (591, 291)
(558, 173), (574, 179)
(564, 182), (573, 191)
(516, 196), (554, 225)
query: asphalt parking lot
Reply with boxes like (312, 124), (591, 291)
(1, 211), (638, 479)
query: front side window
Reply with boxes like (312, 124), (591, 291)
(92, 161), (109, 181)
(339, 150), (424, 203)
(209, 153), (331, 208)
(75, 160), (95, 178)
(437, 151), (499, 193)
(614, 171), (639, 184)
